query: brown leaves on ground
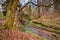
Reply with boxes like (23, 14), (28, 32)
(0, 29), (42, 40)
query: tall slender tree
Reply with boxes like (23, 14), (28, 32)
(37, 0), (40, 18)
(28, 0), (32, 19)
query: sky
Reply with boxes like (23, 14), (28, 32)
(19, 0), (37, 6)
(0, 0), (37, 11)
(19, 0), (29, 5)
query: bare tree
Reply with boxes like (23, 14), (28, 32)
(37, 0), (40, 18)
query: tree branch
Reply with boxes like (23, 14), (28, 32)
(19, 0), (57, 12)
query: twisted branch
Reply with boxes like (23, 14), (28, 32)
(19, 0), (57, 12)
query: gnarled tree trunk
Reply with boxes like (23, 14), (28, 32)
(4, 0), (19, 30)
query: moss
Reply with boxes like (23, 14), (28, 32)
(19, 25), (40, 38)
(25, 30), (33, 34)
(25, 29), (41, 38)
(28, 20), (60, 35)
(19, 25), (26, 31)
(0, 26), (6, 31)
(42, 38), (47, 40)
(0, 12), (5, 18)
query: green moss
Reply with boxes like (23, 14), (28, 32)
(42, 38), (47, 40)
(19, 25), (40, 38)
(19, 25), (26, 31)
(25, 29), (40, 38)
(0, 12), (5, 18)
(28, 20), (32, 24)
(28, 20), (60, 35)
(0, 26), (6, 31)
(25, 30), (33, 34)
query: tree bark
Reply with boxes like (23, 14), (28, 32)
(4, 0), (19, 30)
(37, 0), (40, 18)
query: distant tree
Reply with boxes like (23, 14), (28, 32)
(54, 0), (60, 12)
(37, 0), (40, 18)
(2, 0), (8, 16)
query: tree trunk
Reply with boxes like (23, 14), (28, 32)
(13, 7), (20, 28)
(28, 0), (32, 19)
(37, 0), (40, 18)
(4, 0), (19, 30)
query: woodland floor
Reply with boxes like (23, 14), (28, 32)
(0, 18), (60, 40)
(0, 12), (60, 40)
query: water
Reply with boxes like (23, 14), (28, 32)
(24, 24), (58, 40)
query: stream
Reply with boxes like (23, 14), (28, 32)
(23, 24), (59, 40)
(0, 19), (59, 40)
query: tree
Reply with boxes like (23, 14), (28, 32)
(3, 0), (19, 30)
(54, 0), (60, 12)
(2, 0), (8, 16)
(37, 0), (40, 18)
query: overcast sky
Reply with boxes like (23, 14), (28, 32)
(19, 0), (28, 5)
(19, 0), (37, 5)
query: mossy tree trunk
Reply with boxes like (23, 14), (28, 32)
(4, 0), (19, 30)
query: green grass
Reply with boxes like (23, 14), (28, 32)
(0, 12), (5, 18)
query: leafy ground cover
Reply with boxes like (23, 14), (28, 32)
(0, 29), (42, 40)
